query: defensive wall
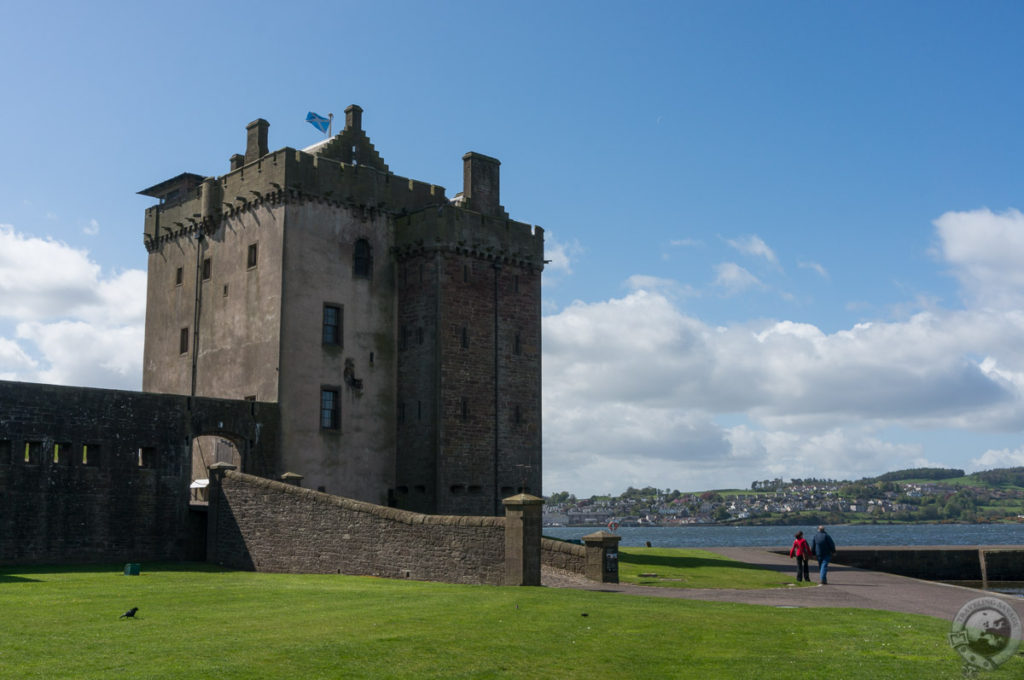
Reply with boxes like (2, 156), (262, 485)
(0, 380), (279, 565)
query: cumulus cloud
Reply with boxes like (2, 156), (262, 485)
(934, 207), (1024, 309)
(83, 218), (100, 236)
(971, 446), (1024, 470)
(543, 253), (1024, 493)
(0, 224), (144, 389)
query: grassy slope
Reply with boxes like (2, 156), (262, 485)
(0, 562), (993, 680)
(617, 547), (816, 589)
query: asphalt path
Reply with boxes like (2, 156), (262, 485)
(541, 547), (1024, 622)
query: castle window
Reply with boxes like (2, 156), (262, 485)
(468, 485), (482, 495)
(419, 264), (424, 283)
(461, 326), (468, 349)
(247, 243), (258, 269)
(175, 267), (183, 286)
(323, 304), (342, 346)
(320, 388), (340, 430)
(417, 401), (422, 420)
(137, 447), (156, 468)
(514, 275), (519, 293)
(53, 442), (72, 465)
(179, 327), (189, 355)
(81, 444), (100, 467)
(461, 397), (469, 421)
(450, 484), (465, 495)
(202, 258), (212, 281)
(223, 284), (229, 297)
(353, 239), (372, 279)
(463, 264), (469, 283)
(0, 440), (10, 464)
(23, 441), (42, 464)
(514, 404), (522, 424)
(514, 332), (521, 356)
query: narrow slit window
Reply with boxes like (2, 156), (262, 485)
(179, 327), (189, 355)
(247, 242), (258, 269)
(353, 239), (372, 278)
(323, 304), (342, 346)
(82, 444), (100, 467)
(175, 267), (184, 286)
(202, 257), (212, 281)
(138, 447), (156, 468)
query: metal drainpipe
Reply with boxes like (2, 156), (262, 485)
(493, 261), (501, 515)
(191, 232), (206, 397)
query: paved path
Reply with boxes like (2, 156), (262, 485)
(542, 547), (1024, 622)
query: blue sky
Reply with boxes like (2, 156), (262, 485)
(4, 1), (1024, 495)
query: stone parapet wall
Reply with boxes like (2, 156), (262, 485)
(772, 545), (1024, 581)
(540, 537), (587, 575)
(209, 470), (508, 584)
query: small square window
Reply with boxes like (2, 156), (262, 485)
(53, 442), (72, 465)
(321, 388), (340, 430)
(175, 267), (184, 286)
(138, 447), (156, 468)
(202, 257), (212, 281)
(247, 243), (258, 269)
(180, 328), (189, 355)
(82, 444), (100, 467)
(23, 441), (42, 464)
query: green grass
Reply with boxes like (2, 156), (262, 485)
(0, 562), (1000, 679)
(618, 547), (815, 589)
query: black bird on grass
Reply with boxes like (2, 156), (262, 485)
(119, 607), (138, 619)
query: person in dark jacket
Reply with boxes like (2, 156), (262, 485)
(788, 531), (812, 582)
(810, 525), (837, 584)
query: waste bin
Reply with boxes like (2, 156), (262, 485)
(124, 563), (141, 576)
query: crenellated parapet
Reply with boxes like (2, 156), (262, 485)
(393, 204), (545, 271)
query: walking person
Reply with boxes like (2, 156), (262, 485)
(788, 531), (811, 582)
(810, 525), (837, 584)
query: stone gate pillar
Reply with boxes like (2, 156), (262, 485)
(502, 493), (544, 586)
(206, 461), (237, 565)
(583, 530), (621, 583)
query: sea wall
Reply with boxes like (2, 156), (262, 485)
(772, 545), (1024, 581)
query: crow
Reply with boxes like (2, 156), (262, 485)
(119, 607), (138, 619)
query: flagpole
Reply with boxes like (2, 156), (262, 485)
(328, 113), (333, 138)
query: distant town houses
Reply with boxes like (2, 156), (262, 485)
(543, 476), (1024, 526)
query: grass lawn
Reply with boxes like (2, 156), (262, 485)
(0, 562), (994, 680)
(617, 547), (815, 589)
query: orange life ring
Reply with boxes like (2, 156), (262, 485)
(608, 520), (620, 532)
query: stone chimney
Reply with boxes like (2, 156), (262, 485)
(229, 154), (245, 171)
(462, 152), (502, 217)
(245, 119), (270, 164)
(345, 105), (362, 132)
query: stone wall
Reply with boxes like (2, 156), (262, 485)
(208, 469), (509, 584)
(541, 537), (587, 575)
(0, 380), (279, 565)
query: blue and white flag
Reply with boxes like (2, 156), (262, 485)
(306, 111), (331, 134)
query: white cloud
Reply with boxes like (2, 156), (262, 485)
(713, 262), (762, 294)
(727, 234), (779, 265)
(970, 446), (1024, 470)
(543, 262), (1024, 494)
(934, 207), (1024, 309)
(84, 218), (100, 236)
(0, 224), (144, 390)
(670, 238), (702, 247)
(799, 260), (828, 278)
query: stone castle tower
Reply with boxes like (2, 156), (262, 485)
(139, 106), (543, 515)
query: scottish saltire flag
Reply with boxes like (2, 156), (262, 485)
(306, 112), (331, 133)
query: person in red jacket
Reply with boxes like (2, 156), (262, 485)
(789, 530), (811, 582)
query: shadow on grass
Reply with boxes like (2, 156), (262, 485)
(619, 551), (770, 572)
(0, 561), (234, 577)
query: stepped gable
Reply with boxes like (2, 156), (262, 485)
(303, 104), (390, 173)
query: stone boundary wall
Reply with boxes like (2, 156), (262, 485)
(771, 545), (1024, 581)
(540, 537), (587, 575)
(208, 469), (508, 584)
(0, 380), (278, 566)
